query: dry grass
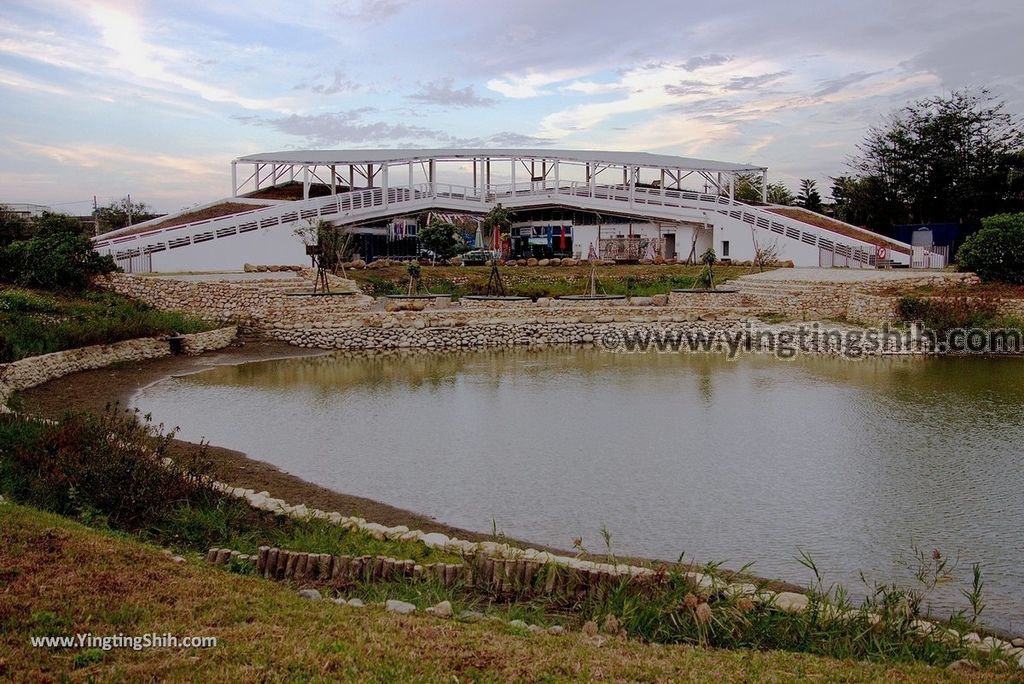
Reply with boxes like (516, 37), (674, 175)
(766, 207), (911, 254)
(144, 203), (269, 231)
(244, 182), (346, 201)
(2, 504), (1016, 683)
(111, 203), (270, 237)
(882, 280), (1024, 299)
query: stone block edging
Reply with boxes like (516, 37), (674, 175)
(0, 326), (238, 409)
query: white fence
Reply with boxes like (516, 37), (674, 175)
(818, 243), (949, 270)
(817, 243), (876, 268)
(113, 252), (153, 274)
(911, 245), (948, 269)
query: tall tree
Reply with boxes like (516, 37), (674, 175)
(95, 197), (158, 232)
(830, 175), (893, 226)
(728, 173), (793, 205)
(795, 179), (823, 213)
(766, 181), (794, 206)
(850, 88), (1024, 227)
(731, 172), (764, 203)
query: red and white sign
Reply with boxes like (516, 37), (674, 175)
(875, 245), (887, 260)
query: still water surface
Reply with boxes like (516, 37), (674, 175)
(132, 349), (1024, 631)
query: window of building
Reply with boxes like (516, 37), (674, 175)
(721, 240), (730, 257)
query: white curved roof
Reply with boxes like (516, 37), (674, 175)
(234, 148), (765, 174)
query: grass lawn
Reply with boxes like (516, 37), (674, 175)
(0, 286), (217, 363)
(348, 263), (761, 298)
(2, 503), (1014, 683)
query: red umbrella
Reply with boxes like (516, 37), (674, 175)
(559, 225), (566, 251)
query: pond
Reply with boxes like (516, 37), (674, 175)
(132, 348), (1024, 632)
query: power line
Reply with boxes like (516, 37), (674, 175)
(45, 199), (96, 207)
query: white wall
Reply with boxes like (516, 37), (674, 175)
(712, 218), (904, 266)
(109, 224), (308, 272)
(713, 221), (823, 264)
(98, 190), (907, 271)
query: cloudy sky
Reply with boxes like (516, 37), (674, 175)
(1, 0), (1022, 212)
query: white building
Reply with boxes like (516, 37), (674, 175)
(93, 148), (920, 271)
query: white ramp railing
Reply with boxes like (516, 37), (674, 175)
(94, 179), (913, 268)
(492, 180), (911, 265)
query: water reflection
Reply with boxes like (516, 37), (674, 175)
(140, 349), (1024, 632)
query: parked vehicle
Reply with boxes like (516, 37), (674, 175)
(461, 249), (494, 266)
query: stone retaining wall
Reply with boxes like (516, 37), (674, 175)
(0, 326), (237, 408)
(96, 272), (374, 326)
(91, 271), (950, 330)
(721, 273), (989, 324)
(268, 320), (736, 350)
(268, 319), (931, 357)
(96, 272), (1024, 338)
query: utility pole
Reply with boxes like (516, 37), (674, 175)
(127, 193), (132, 227)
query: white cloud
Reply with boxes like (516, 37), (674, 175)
(0, 2), (296, 113)
(9, 139), (225, 178)
(0, 0), (1021, 210)
(87, 3), (289, 111)
(536, 58), (791, 138)
(0, 138), (234, 209)
(563, 80), (631, 96)
(0, 67), (71, 96)
(486, 68), (590, 98)
(582, 115), (740, 156)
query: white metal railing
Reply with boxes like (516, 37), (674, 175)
(494, 180), (910, 262)
(97, 186), (432, 262)
(96, 178), (912, 267)
(911, 245), (948, 268)
(819, 245), (875, 269)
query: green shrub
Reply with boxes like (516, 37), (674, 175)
(0, 408), (458, 563)
(956, 212), (1024, 283)
(0, 213), (115, 291)
(419, 221), (462, 261)
(0, 408), (218, 530)
(896, 295), (998, 334)
(358, 275), (400, 296)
